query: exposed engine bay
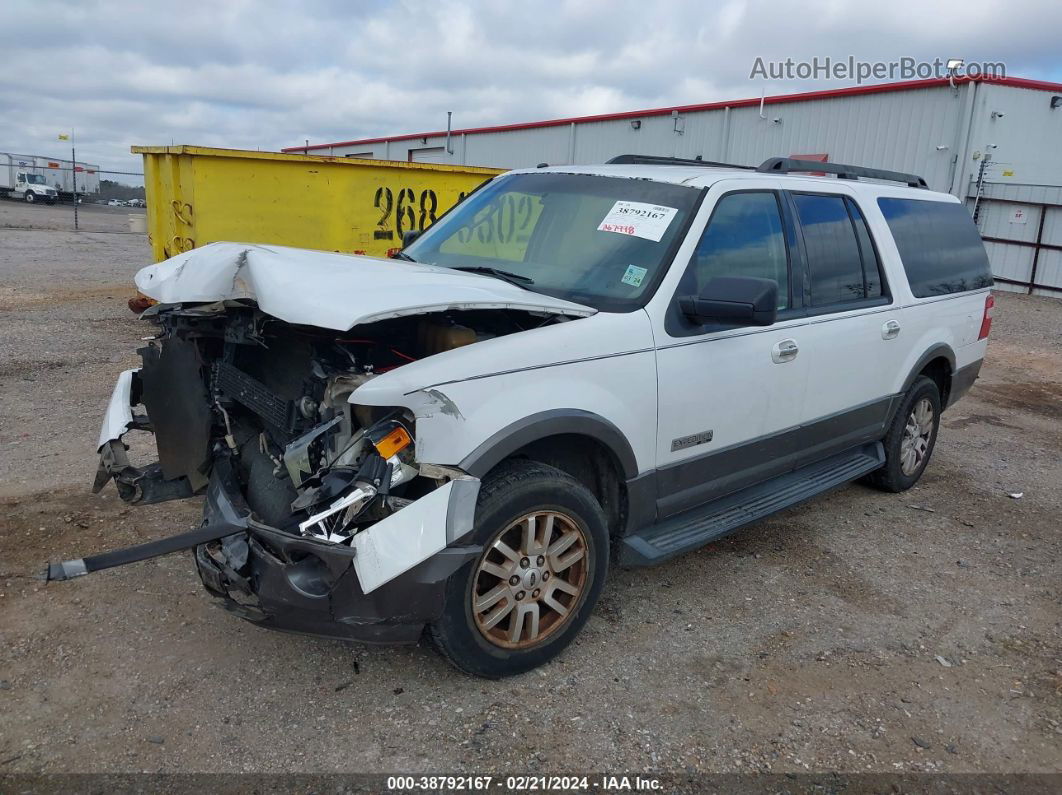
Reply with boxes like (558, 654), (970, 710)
(49, 242), (597, 641)
(95, 302), (557, 549)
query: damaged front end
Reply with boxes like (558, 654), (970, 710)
(53, 301), (573, 641)
(191, 455), (480, 642)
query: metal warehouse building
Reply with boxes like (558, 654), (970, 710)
(287, 77), (1062, 296)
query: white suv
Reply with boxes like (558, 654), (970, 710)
(51, 156), (993, 677)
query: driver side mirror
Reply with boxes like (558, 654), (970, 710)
(401, 229), (422, 247)
(679, 276), (778, 327)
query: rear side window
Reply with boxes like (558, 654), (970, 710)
(793, 194), (882, 307)
(877, 198), (993, 297)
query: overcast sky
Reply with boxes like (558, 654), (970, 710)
(2, 0), (1060, 182)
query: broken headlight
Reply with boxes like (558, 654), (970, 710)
(291, 415), (417, 544)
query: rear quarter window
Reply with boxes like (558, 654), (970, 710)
(877, 198), (993, 297)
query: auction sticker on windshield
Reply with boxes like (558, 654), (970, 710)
(597, 201), (678, 242)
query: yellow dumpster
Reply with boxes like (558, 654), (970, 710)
(132, 145), (504, 263)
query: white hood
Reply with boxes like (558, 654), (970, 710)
(134, 242), (595, 330)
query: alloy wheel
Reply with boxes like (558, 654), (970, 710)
(471, 510), (589, 649)
(900, 397), (935, 475)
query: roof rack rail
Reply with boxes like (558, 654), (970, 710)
(607, 154), (754, 170)
(756, 157), (928, 188)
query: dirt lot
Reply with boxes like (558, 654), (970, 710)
(1, 200), (1059, 777)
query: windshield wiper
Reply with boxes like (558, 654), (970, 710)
(449, 265), (535, 288)
(392, 251), (416, 262)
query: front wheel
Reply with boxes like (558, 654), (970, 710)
(430, 460), (609, 678)
(865, 375), (941, 492)
(23, 191), (35, 204)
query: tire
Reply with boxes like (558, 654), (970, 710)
(430, 460), (609, 678)
(23, 192), (35, 204)
(865, 375), (941, 492)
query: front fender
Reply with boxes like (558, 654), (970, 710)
(352, 349), (657, 478)
(349, 310), (658, 476)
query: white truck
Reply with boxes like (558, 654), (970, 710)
(0, 151), (101, 203)
(1, 153), (58, 203)
(50, 155), (993, 678)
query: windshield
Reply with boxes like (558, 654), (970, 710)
(24, 174), (46, 185)
(403, 172), (702, 311)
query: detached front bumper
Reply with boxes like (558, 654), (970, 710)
(195, 462), (481, 643)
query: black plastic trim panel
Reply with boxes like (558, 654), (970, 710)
(655, 395), (896, 518)
(948, 359), (983, 408)
(460, 409), (639, 480)
(900, 344), (958, 396)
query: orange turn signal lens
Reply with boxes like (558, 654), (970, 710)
(374, 426), (412, 459)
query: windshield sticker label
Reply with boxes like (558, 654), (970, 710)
(598, 201), (678, 242)
(621, 264), (647, 287)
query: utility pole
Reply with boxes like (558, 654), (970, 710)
(71, 129), (79, 231)
(58, 130), (78, 229)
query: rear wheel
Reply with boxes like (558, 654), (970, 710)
(431, 460), (608, 678)
(865, 375), (941, 492)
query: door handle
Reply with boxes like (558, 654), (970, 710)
(771, 338), (799, 363)
(882, 320), (901, 340)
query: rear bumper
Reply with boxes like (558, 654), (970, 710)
(195, 460), (481, 644)
(948, 358), (983, 408)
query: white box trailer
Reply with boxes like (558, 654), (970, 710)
(35, 155), (101, 196)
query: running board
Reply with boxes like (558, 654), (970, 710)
(621, 443), (885, 566)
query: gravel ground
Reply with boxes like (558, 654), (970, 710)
(0, 200), (1059, 777)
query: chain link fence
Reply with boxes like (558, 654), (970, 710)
(1, 164), (145, 234)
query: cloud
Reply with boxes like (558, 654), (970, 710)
(0, 0), (1059, 181)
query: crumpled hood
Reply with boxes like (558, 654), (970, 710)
(134, 242), (595, 330)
